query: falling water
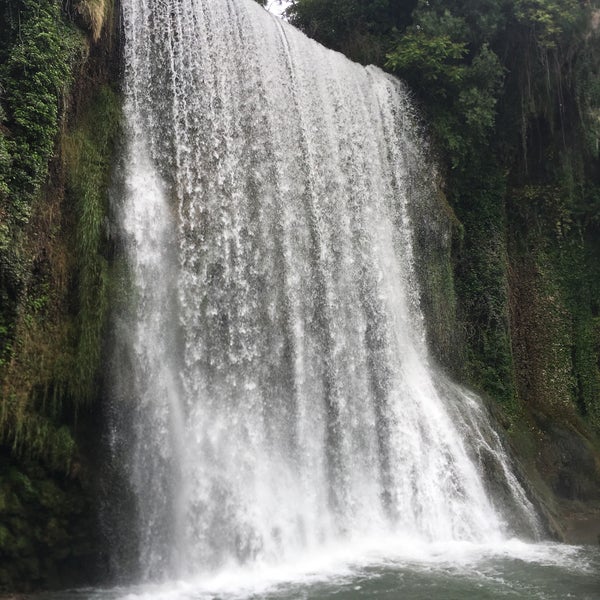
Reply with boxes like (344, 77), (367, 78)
(109, 0), (541, 583)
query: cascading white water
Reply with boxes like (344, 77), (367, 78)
(110, 0), (541, 582)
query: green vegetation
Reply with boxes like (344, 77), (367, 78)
(0, 83), (120, 471)
(0, 0), (118, 468)
(0, 0), (83, 371)
(0, 0), (81, 224)
(0, 0), (119, 460)
(0, 0), (82, 468)
(64, 85), (120, 402)
(0, 0), (119, 590)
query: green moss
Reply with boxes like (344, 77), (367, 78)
(2, 0), (82, 219)
(64, 85), (120, 402)
(0, 1), (84, 302)
(0, 2), (81, 404)
(0, 0), (85, 465)
(452, 160), (518, 407)
(506, 150), (600, 436)
(0, 1), (117, 591)
(412, 185), (464, 372)
(0, 5), (121, 470)
(560, 238), (600, 430)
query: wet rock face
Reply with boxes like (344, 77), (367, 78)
(518, 413), (600, 544)
(540, 423), (600, 502)
(0, 450), (103, 592)
(561, 511), (600, 546)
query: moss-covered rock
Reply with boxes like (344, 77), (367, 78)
(0, 0), (120, 591)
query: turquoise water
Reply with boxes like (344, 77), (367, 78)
(40, 541), (599, 600)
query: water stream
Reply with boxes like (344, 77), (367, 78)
(103, 0), (599, 596)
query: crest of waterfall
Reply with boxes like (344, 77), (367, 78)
(109, 0), (541, 581)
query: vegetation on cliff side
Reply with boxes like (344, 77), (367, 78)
(0, 0), (119, 589)
(0, 0), (117, 469)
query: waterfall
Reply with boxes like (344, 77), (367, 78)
(109, 0), (540, 582)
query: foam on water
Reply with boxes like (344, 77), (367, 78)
(101, 540), (596, 600)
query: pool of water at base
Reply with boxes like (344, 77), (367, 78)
(38, 541), (600, 600)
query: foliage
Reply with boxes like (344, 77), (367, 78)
(386, 30), (468, 92)
(0, 1), (120, 471)
(513, 0), (582, 49)
(1, 84), (120, 471)
(0, 0), (78, 463)
(385, 2), (505, 167)
(0, 1), (83, 385)
(0, 1), (118, 589)
(1, 0), (82, 226)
